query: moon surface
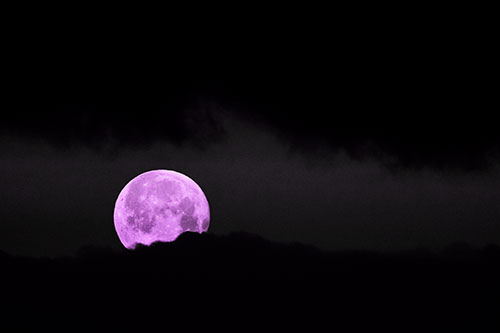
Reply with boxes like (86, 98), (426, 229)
(113, 170), (210, 249)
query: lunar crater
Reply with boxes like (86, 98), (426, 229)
(179, 197), (195, 215)
(180, 214), (199, 232)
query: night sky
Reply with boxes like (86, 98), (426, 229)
(1, 18), (498, 258)
(1, 65), (498, 257)
(2, 12), (500, 330)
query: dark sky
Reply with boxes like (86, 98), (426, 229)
(1, 27), (498, 257)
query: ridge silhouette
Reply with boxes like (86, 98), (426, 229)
(1, 232), (499, 330)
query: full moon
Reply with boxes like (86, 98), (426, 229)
(113, 170), (210, 249)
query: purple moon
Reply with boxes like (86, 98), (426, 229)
(113, 170), (210, 249)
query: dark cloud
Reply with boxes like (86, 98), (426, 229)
(2, 32), (496, 170)
(206, 63), (497, 170)
(0, 101), (225, 151)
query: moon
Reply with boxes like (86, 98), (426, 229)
(113, 169), (210, 249)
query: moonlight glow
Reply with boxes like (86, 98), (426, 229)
(113, 170), (210, 249)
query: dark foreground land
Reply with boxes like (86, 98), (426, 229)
(1, 232), (499, 330)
